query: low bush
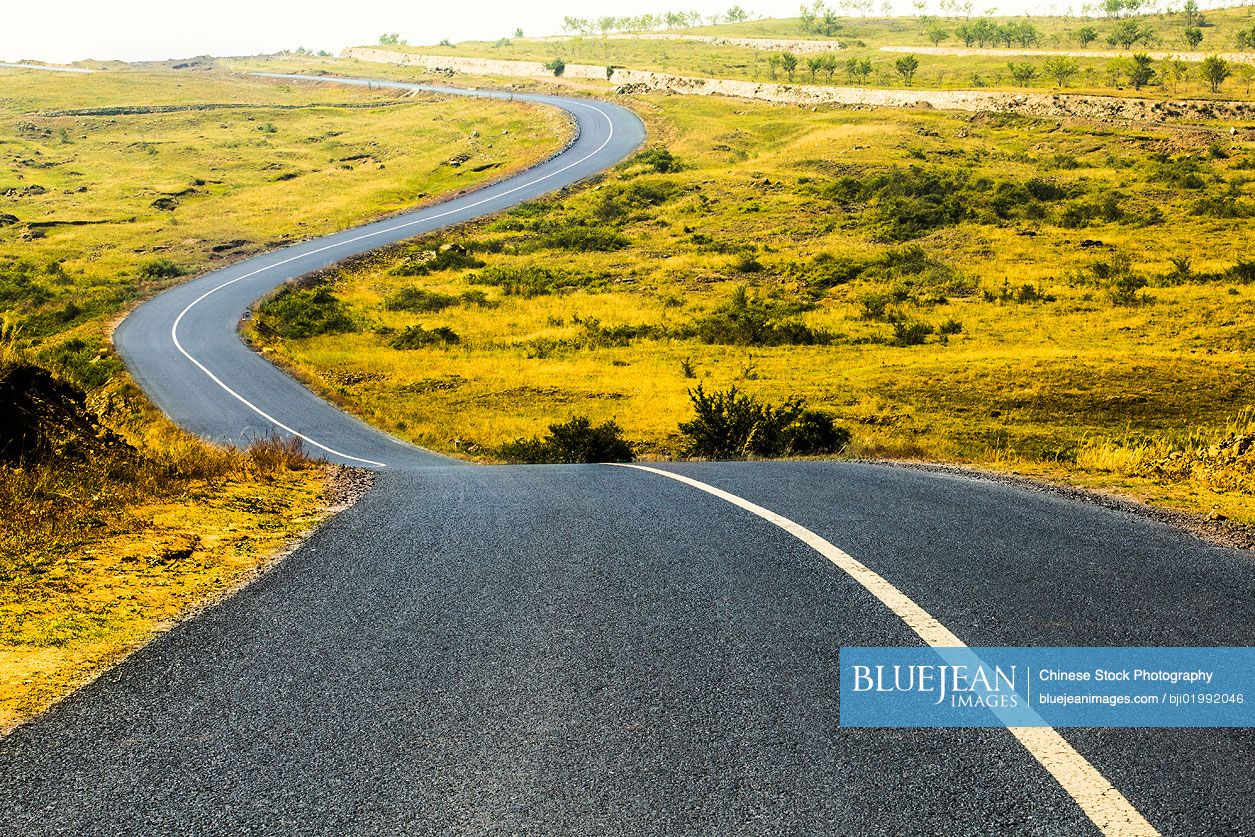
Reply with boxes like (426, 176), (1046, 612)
(677, 385), (850, 459)
(1059, 193), (1124, 228)
(539, 225), (630, 252)
(137, 259), (189, 280)
(630, 148), (683, 174)
(496, 415), (634, 463)
(467, 264), (601, 297)
(687, 287), (830, 347)
(254, 286), (358, 339)
(888, 318), (935, 346)
(384, 287), (458, 312)
(592, 179), (685, 223)
(388, 325), (460, 349)
(814, 165), (1071, 241)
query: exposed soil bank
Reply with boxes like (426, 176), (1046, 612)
(343, 47), (1255, 123)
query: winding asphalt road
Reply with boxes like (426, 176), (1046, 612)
(3, 75), (1253, 836)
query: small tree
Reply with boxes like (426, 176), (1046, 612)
(514, 28), (524, 38)
(926, 25), (949, 45)
(767, 53), (782, 79)
(545, 57), (566, 76)
(726, 4), (749, 22)
(1043, 56), (1080, 87)
(1164, 58), (1189, 90)
(1237, 63), (1255, 95)
(1076, 26), (1099, 47)
(1108, 20), (1152, 50)
(1128, 53), (1155, 89)
(1184, 27), (1203, 49)
(1106, 56), (1132, 86)
(1201, 55), (1231, 93)
(820, 9), (841, 36)
(846, 57), (873, 84)
(1013, 22), (1041, 48)
(819, 53), (839, 81)
(895, 54), (920, 86)
(1183, 0), (1200, 25)
(1009, 61), (1039, 85)
(378, 33), (403, 45)
(807, 56), (824, 81)
(781, 52), (799, 81)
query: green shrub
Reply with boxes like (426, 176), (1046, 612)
(1109, 273), (1149, 306)
(677, 385), (849, 459)
(137, 258), (189, 280)
(256, 286), (358, 339)
(1191, 193), (1255, 219)
(467, 264), (599, 297)
(388, 325), (460, 349)
(592, 179), (684, 223)
(631, 148), (683, 173)
(888, 318), (935, 346)
(689, 287), (830, 347)
(384, 287), (458, 312)
(815, 165), (1071, 241)
(0, 260), (53, 307)
(1227, 260), (1255, 284)
(459, 289), (495, 306)
(38, 337), (120, 390)
(496, 416), (634, 463)
(540, 226), (630, 252)
(1059, 193), (1124, 228)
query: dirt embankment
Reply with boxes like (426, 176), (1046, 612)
(880, 44), (1255, 65)
(342, 47), (1255, 123)
(535, 33), (845, 53)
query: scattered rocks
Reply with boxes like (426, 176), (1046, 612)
(2, 185), (48, 198)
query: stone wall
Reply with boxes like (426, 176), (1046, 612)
(342, 47), (1255, 123)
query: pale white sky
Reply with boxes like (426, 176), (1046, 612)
(2, 0), (1052, 64)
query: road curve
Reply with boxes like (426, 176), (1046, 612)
(114, 74), (646, 468)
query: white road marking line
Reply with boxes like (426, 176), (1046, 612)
(169, 84), (621, 468)
(614, 462), (1159, 837)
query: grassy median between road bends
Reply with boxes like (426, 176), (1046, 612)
(250, 90), (1255, 524)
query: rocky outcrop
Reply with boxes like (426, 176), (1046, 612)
(341, 48), (1255, 123)
(0, 363), (132, 464)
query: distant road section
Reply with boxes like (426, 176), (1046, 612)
(0, 62), (94, 73)
(113, 74), (645, 468)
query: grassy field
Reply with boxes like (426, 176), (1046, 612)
(373, 4), (1255, 100)
(250, 88), (1255, 523)
(0, 65), (569, 727)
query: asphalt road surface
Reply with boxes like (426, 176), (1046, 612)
(3, 76), (1252, 836)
